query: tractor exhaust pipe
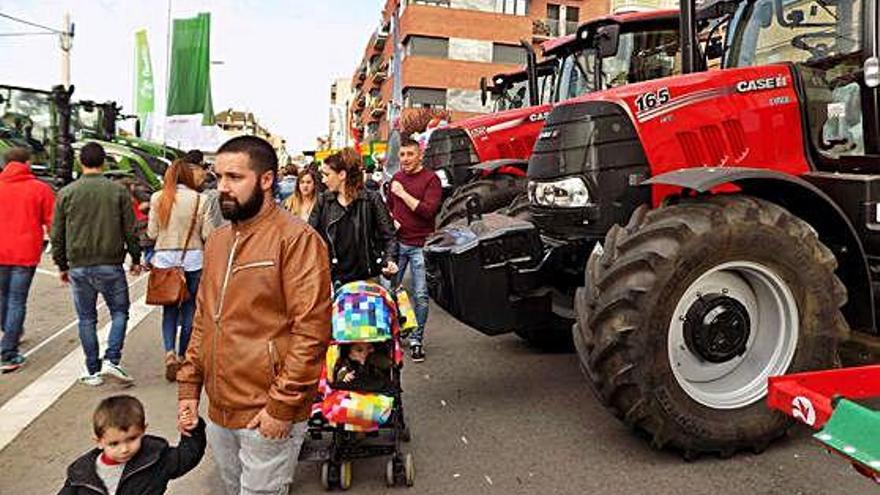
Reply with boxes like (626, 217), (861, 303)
(520, 39), (540, 107)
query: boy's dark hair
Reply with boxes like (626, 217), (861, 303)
(183, 149), (205, 168)
(4, 146), (31, 164)
(399, 138), (420, 150)
(93, 395), (146, 438)
(80, 142), (106, 169)
(217, 136), (278, 177)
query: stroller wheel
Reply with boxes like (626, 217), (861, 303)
(385, 459), (396, 487)
(339, 462), (353, 491)
(404, 453), (415, 487)
(320, 462), (332, 490)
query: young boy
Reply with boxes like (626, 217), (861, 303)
(58, 395), (206, 494)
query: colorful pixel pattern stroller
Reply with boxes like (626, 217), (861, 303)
(299, 281), (414, 490)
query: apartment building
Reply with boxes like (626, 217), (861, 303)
(349, 0), (607, 144)
(329, 78), (353, 149)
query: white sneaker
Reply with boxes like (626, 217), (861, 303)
(79, 373), (104, 387)
(102, 361), (134, 384)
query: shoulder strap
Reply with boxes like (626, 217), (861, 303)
(179, 194), (201, 264)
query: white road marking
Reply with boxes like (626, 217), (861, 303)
(0, 295), (154, 452)
(23, 273), (148, 359)
(34, 268), (59, 277)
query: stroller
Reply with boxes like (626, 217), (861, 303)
(299, 280), (414, 490)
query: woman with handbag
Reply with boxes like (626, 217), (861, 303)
(147, 159), (216, 381)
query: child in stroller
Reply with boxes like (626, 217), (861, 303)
(299, 280), (414, 490)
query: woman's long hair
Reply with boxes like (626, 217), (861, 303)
(324, 148), (364, 200)
(155, 159), (198, 229)
(284, 168), (319, 216)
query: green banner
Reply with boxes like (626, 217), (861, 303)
(166, 12), (214, 125)
(134, 30), (154, 115)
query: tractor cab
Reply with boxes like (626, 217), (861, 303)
(485, 58), (559, 113)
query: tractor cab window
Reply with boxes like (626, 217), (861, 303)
(538, 68), (558, 104)
(727, 0), (866, 161)
(726, 0), (862, 67)
(602, 30), (681, 89)
(495, 80), (530, 111)
(557, 48), (598, 101)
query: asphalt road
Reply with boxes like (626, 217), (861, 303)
(0, 255), (875, 494)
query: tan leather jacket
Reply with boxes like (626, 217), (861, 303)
(177, 201), (331, 428)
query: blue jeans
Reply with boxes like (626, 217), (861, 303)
(161, 270), (201, 357)
(69, 265), (130, 374)
(396, 243), (429, 344)
(0, 266), (36, 360)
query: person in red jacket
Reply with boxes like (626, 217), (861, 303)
(0, 147), (55, 372)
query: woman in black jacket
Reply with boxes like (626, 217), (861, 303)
(309, 148), (398, 287)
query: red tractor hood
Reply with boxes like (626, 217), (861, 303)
(448, 104), (553, 163)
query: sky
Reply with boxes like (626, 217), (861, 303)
(0, 0), (384, 153)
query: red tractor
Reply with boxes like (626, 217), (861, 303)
(426, 10), (681, 227)
(429, 0), (878, 457)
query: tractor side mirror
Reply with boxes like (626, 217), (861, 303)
(596, 25), (620, 58)
(865, 57), (880, 88)
(480, 77), (488, 107)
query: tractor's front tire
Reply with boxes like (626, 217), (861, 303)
(435, 175), (526, 228)
(575, 195), (848, 456)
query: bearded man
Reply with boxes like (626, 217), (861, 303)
(176, 136), (331, 495)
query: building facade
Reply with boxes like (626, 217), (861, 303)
(349, 0), (607, 144)
(329, 78), (353, 149)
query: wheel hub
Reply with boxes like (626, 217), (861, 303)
(683, 293), (751, 363)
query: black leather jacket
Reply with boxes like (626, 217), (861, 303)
(309, 189), (398, 285)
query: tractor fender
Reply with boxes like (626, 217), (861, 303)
(470, 159), (528, 177)
(646, 167), (875, 334)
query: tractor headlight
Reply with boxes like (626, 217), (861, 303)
(529, 177), (590, 208)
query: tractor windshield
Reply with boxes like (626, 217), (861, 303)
(725, 0), (862, 68)
(494, 79), (530, 111)
(557, 29), (681, 101)
(73, 106), (101, 139)
(603, 30), (682, 88)
(0, 87), (54, 149)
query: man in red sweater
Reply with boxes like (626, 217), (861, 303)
(386, 138), (442, 362)
(0, 147), (55, 372)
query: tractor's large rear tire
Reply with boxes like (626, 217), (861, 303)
(435, 175), (526, 228)
(574, 195), (848, 457)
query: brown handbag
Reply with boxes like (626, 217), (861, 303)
(146, 195), (201, 306)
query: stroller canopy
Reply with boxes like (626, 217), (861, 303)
(332, 281), (398, 343)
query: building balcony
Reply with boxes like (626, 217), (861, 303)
(405, 0), (450, 7)
(369, 101), (386, 118)
(532, 19), (579, 40)
(371, 28), (389, 52)
(370, 60), (388, 83)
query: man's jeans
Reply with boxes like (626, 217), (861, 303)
(207, 420), (307, 495)
(161, 269), (202, 357)
(0, 266), (36, 360)
(396, 243), (429, 344)
(68, 265), (130, 374)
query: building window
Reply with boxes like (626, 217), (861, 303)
(493, 43), (526, 65)
(566, 6), (579, 35)
(405, 36), (449, 58)
(496, 0), (528, 15)
(403, 87), (447, 109)
(547, 4), (560, 36)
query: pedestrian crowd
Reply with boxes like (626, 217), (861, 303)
(0, 132), (442, 494)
